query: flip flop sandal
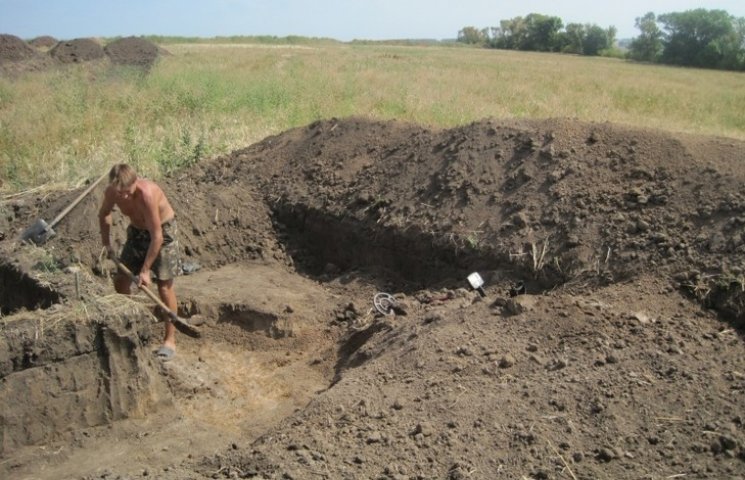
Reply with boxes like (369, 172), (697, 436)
(155, 346), (175, 361)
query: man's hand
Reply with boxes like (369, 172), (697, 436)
(105, 245), (116, 260)
(138, 270), (152, 288)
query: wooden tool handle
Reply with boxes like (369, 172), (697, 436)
(112, 257), (200, 337)
(48, 171), (108, 228)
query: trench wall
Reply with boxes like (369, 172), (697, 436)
(0, 314), (171, 455)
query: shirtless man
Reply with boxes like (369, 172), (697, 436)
(99, 164), (180, 360)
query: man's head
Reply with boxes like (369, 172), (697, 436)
(109, 164), (138, 198)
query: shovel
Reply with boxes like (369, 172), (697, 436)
(112, 257), (201, 338)
(20, 171), (108, 245)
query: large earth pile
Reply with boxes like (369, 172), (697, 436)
(104, 36), (160, 69)
(0, 33), (37, 62)
(49, 38), (105, 64)
(28, 35), (57, 50)
(0, 33), (57, 76)
(1, 117), (744, 479)
(0, 34), (162, 75)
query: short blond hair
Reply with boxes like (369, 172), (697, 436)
(108, 164), (137, 189)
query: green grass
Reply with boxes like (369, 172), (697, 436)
(1, 42), (744, 192)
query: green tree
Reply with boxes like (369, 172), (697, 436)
(561, 23), (585, 54)
(721, 17), (745, 70)
(628, 12), (663, 62)
(658, 9), (737, 68)
(492, 17), (527, 49)
(457, 26), (487, 45)
(582, 24), (615, 55)
(489, 14), (562, 51)
(522, 13), (564, 51)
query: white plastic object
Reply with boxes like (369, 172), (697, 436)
(467, 272), (486, 297)
(467, 272), (484, 289)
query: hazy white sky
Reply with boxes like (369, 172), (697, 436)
(1, 0), (744, 41)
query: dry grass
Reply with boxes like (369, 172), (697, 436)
(1, 42), (743, 192)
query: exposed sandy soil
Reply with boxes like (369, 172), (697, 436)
(1, 117), (744, 480)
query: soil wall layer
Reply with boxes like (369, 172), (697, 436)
(0, 313), (171, 455)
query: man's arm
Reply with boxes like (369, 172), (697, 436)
(98, 187), (116, 255)
(139, 185), (164, 284)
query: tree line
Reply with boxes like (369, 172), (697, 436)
(458, 9), (745, 71)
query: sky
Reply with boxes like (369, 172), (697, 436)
(1, 0), (744, 42)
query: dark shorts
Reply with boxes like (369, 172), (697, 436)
(120, 219), (180, 281)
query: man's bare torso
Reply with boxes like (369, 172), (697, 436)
(112, 179), (175, 229)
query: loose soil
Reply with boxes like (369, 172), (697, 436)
(104, 37), (161, 69)
(0, 34), (38, 62)
(0, 33), (56, 76)
(1, 117), (744, 480)
(28, 36), (58, 50)
(49, 38), (105, 64)
(0, 34), (161, 76)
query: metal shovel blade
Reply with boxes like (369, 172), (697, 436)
(20, 219), (56, 245)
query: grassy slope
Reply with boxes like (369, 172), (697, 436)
(1, 42), (743, 192)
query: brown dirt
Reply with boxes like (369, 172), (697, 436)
(2, 35), (162, 74)
(104, 36), (160, 69)
(0, 33), (57, 78)
(0, 34), (37, 62)
(1, 117), (745, 479)
(28, 36), (58, 50)
(49, 38), (105, 64)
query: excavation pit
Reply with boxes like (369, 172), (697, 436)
(0, 258), (61, 315)
(0, 263), (339, 478)
(3, 115), (745, 479)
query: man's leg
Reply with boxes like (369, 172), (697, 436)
(157, 279), (177, 351)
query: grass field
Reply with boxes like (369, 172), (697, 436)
(1, 41), (744, 193)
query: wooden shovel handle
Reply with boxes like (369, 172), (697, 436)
(112, 257), (200, 337)
(48, 171), (108, 228)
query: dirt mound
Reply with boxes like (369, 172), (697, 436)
(1, 117), (745, 479)
(49, 38), (105, 64)
(0, 33), (57, 76)
(222, 117), (745, 310)
(0, 33), (37, 62)
(28, 35), (57, 49)
(104, 36), (160, 68)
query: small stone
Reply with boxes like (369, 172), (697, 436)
(597, 448), (616, 462)
(529, 354), (544, 365)
(413, 422), (433, 437)
(720, 435), (738, 451)
(548, 358), (568, 370)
